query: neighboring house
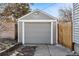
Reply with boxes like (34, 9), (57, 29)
(73, 3), (79, 53)
(17, 9), (57, 45)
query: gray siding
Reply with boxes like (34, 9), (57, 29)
(73, 3), (79, 44)
(53, 21), (56, 44)
(20, 11), (54, 20)
(18, 22), (22, 43)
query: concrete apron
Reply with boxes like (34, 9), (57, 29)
(34, 45), (72, 56)
(34, 45), (50, 56)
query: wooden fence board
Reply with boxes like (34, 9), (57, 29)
(58, 22), (73, 50)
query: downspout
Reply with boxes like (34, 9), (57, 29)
(14, 18), (18, 41)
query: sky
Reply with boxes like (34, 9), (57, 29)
(30, 3), (72, 18)
(0, 4), (8, 13)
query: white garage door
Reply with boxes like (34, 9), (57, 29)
(24, 22), (51, 44)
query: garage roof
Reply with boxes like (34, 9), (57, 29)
(18, 9), (57, 20)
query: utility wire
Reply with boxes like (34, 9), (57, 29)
(32, 4), (55, 11)
(41, 4), (54, 11)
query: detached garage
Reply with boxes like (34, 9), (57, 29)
(17, 9), (57, 45)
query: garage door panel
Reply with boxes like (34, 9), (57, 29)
(26, 37), (50, 43)
(24, 22), (51, 44)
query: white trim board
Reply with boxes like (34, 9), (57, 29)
(18, 22), (19, 42)
(18, 20), (57, 45)
(18, 20), (57, 22)
(51, 22), (53, 44)
(22, 22), (25, 44)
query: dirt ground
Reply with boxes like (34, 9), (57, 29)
(0, 38), (36, 56)
(4, 45), (36, 56)
(0, 38), (16, 52)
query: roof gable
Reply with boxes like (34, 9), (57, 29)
(18, 9), (57, 20)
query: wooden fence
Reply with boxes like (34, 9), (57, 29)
(58, 21), (73, 50)
(0, 22), (15, 40)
